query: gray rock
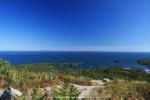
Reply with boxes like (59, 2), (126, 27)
(103, 78), (111, 83)
(0, 87), (22, 100)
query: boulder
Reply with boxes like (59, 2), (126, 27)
(103, 78), (111, 83)
(41, 87), (51, 94)
(0, 87), (22, 100)
(91, 80), (105, 86)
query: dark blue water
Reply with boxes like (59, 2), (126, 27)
(0, 51), (150, 70)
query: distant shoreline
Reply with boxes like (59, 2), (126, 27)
(0, 51), (150, 70)
(0, 50), (150, 53)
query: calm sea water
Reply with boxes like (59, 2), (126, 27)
(0, 51), (150, 70)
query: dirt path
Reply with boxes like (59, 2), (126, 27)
(71, 80), (105, 99)
(43, 80), (108, 99)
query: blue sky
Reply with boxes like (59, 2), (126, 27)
(0, 0), (150, 51)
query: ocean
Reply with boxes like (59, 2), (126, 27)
(0, 51), (150, 70)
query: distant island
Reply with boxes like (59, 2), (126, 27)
(137, 59), (150, 67)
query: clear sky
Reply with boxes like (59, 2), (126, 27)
(0, 0), (150, 51)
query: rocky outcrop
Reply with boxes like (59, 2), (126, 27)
(0, 87), (22, 100)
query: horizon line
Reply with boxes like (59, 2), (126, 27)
(0, 50), (150, 53)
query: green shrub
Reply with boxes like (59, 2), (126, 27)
(52, 83), (80, 100)
(17, 95), (28, 100)
(58, 74), (92, 86)
(31, 88), (42, 100)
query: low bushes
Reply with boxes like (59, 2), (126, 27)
(0, 59), (59, 93)
(106, 80), (150, 99)
(57, 74), (92, 86)
(61, 67), (150, 83)
(87, 80), (150, 100)
(51, 83), (80, 100)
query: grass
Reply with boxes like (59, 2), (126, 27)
(87, 79), (150, 100)
(106, 79), (150, 99)
(0, 60), (60, 94)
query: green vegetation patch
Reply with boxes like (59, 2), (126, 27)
(137, 59), (150, 67)
(16, 63), (79, 72)
(60, 67), (150, 83)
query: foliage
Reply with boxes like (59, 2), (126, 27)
(16, 62), (150, 83)
(31, 88), (42, 100)
(87, 80), (150, 100)
(17, 95), (28, 100)
(52, 83), (80, 100)
(16, 63), (79, 72)
(0, 59), (150, 99)
(106, 80), (130, 99)
(58, 74), (92, 86)
(0, 58), (10, 68)
(0, 59), (11, 75)
(16, 63), (92, 86)
(60, 67), (150, 83)
(0, 59), (59, 93)
(106, 80), (150, 99)
(137, 58), (150, 67)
